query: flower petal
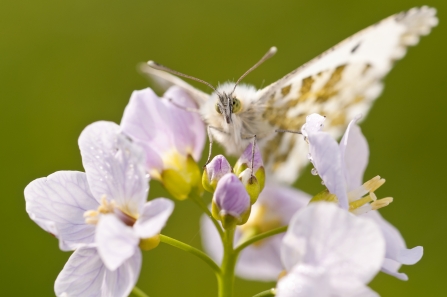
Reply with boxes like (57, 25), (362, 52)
(276, 265), (331, 297)
(134, 198), (174, 239)
(96, 214), (139, 271)
(214, 173), (250, 219)
(235, 142), (264, 173)
(78, 121), (148, 216)
(120, 88), (173, 172)
(339, 119), (369, 191)
(236, 235), (284, 281)
(200, 213), (223, 265)
(24, 171), (97, 251)
(237, 185), (312, 280)
(308, 132), (348, 209)
(102, 249), (142, 297)
(55, 247), (141, 297)
(206, 155), (232, 183)
(362, 210), (423, 279)
(120, 87), (205, 171)
(281, 202), (385, 291)
(164, 86), (206, 161)
(201, 184), (311, 281)
(55, 247), (105, 297)
(301, 113), (326, 137)
(381, 258), (408, 281)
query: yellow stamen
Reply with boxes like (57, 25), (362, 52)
(363, 176), (386, 192)
(278, 270), (287, 280)
(371, 197), (393, 210)
(349, 195), (373, 211)
(84, 196), (116, 225)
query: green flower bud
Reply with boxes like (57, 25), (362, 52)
(238, 168), (262, 204)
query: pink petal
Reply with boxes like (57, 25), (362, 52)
(78, 121), (148, 216)
(96, 214), (139, 271)
(134, 198), (174, 239)
(24, 171), (97, 251)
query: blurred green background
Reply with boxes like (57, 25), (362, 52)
(1, 0), (446, 296)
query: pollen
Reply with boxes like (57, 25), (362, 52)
(84, 195), (116, 225)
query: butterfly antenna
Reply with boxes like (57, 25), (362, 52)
(148, 61), (221, 95)
(230, 46), (277, 96)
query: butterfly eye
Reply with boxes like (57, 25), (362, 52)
(232, 98), (242, 113)
(215, 103), (222, 114)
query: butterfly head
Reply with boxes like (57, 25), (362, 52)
(215, 91), (242, 124)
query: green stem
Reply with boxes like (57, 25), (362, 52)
(218, 227), (237, 297)
(131, 286), (150, 297)
(252, 288), (276, 297)
(234, 226), (288, 254)
(160, 234), (221, 275)
(191, 195), (224, 238)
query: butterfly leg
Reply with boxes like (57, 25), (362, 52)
(242, 134), (257, 179)
(275, 129), (302, 135)
(204, 125), (227, 168)
(165, 97), (201, 114)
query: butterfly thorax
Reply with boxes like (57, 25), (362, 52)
(200, 82), (276, 155)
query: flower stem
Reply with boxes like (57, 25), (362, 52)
(131, 286), (150, 297)
(190, 195), (224, 238)
(218, 226), (237, 297)
(252, 288), (276, 297)
(234, 226), (288, 254)
(160, 234), (221, 275)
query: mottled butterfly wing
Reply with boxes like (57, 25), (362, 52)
(258, 6), (437, 184)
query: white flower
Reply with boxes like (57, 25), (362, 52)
(25, 121), (174, 297)
(303, 113), (423, 280)
(201, 184), (311, 281)
(276, 202), (385, 297)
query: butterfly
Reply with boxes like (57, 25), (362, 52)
(140, 6), (438, 185)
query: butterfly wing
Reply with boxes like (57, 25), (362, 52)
(139, 63), (209, 106)
(257, 6), (438, 184)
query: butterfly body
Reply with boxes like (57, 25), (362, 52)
(201, 83), (276, 155)
(143, 6), (438, 184)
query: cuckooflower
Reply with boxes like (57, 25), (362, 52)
(276, 202), (385, 297)
(121, 87), (205, 200)
(25, 121), (174, 296)
(303, 113), (423, 280)
(202, 184), (311, 281)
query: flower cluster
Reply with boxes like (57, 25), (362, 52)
(25, 84), (423, 296)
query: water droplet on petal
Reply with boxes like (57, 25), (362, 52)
(311, 168), (318, 176)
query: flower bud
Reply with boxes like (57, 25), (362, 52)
(212, 173), (251, 229)
(161, 154), (203, 200)
(139, 234), (161, 251)
(234, 143), (265, 191)
(238, 168), (261, 204)
(202, 155), (232, 193)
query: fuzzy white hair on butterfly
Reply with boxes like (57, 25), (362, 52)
(141, 6), (438, 184)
